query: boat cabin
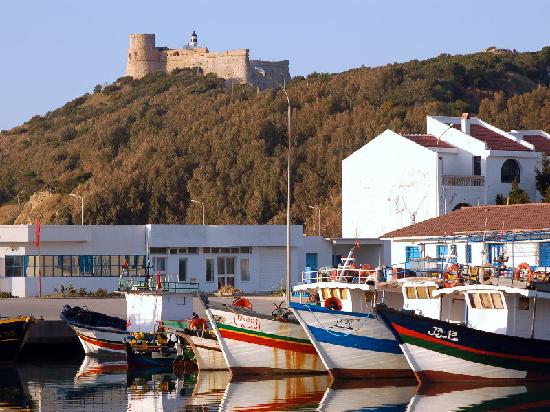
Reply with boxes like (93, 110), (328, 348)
(433, 285), (550, 339)
(399, 279), (440, 319)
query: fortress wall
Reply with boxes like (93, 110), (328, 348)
(125, 34), (165, 78)
(250, 60), (291, 89)
(164, 48), (250, 82)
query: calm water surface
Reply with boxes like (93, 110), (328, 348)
(2, 357), (550, 411)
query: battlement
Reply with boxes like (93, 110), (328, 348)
(124, 32), (290, 88)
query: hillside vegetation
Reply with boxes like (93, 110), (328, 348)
(1, 47), (549, 236)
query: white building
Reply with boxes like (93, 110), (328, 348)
(343, 114), (548, 240)
(382, 203), (550, 270)
(0, 224), (332, 297)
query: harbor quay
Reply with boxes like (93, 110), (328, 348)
(0, 295), (287, 354)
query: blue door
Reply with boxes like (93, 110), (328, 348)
(488, 244), (503, 264)
(306, 253), (318, 270)
(540, 243), (550, 267)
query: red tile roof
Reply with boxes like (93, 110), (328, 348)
(522, 135), (550, 154)
(382, 204), (550, 238)
(402, 134), (455, 149)
(452, 124), (531, 151)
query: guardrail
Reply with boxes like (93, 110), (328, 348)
(118, 278), (199, 293)
(443, 175), (485, 187)
(301, 267), (377, 284)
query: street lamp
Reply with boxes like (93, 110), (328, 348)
(255, 67), (292, 305)
(69, 194), (84, 225)
(308, 205), (321, 237)
(191, 199), (205, 225)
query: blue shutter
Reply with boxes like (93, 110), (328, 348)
(465, 245), (472, 264)
(406, 246), (420, 262)
(488, 244), (503, 264)
(436, 245), (448, 258)
(540, 243), (550, 267)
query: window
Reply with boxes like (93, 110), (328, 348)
(239, 247), (251, 254)
(178, 259), (187, 282)
(230, 247), (239, 253)
(501, 159), (520, 183)
(405, 246), (420, 262)
(205, 259), (214, 282)
(150, 247), (167, 255)
(169, 249), (178, 255)
(436, 245), (448, 258)
(153, 257), (166, 272)
(187, 247), (198, 254)
(473, 156), (481, 176)
(217, 257), (236, 289)
(203, 247), (211, 254)
(518, 296), (529, 310)
(406, 287), (417, 299)
(417, 287), (429, 299)
(5, 256), (26, 277)
(240, 259), (250, 281)
(465, 245), (472, 264)
(468, 292), (505, 309)
(221, 248), (230, 253)
(306, 253), (318, 270)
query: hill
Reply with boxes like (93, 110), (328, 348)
(1, 47), (549, 236)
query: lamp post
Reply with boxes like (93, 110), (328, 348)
(69, 194), (84, 225)
(308, 205), (321, 236)
(191, 199), (205, 225)
(255, 68), (292, 305)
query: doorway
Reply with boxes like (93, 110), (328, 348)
(217, 257), (235, 289)
(178, 258), (187, 282)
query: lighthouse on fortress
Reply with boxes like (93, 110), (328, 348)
(124, 31), (290, 89)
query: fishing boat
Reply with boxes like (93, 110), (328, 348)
(60, 305), (128, 357)
(377, 284), (550, 382)
(188, 371), (231, 408)
(290, 247), (416, 379)
(162, 318), (228, 371)
(0, 316), (34, 365)
(200, 295), (325, 376)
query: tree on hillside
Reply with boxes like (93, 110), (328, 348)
(536, 155), (550, 197)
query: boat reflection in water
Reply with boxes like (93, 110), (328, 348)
(0, 367), (33, 410)
(220, 374), (330, 411)
(319, 379), (417, 412)
(189, 370), (231, 408)
(409, 383), (550, 412)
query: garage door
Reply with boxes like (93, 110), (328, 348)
(258, 247), (286, 292)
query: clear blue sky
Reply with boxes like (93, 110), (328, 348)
(0, 0), (548, 130)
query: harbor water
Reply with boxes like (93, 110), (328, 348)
(3, 357), (550, 411)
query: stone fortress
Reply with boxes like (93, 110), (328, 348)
(125, 32), (290, 88)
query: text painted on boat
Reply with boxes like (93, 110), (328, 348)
(427, 326), (458, 342)
(232, 314), (261, 331)
(333, 316), (374, 331)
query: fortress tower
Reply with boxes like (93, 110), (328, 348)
(125, 34), (165, 78)
(124, 32), (290, 89)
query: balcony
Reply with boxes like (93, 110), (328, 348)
(443, 175), (485, 187)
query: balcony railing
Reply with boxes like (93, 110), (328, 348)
(443, 175), (485, 187)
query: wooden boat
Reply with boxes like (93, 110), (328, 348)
(126, 341), (177, 368)
(188, 371), (231, 408)
(162, 319), (228, 371)
(200, 295), (325, 376)
(290, 249), (423, 379)
(60, 305), (128, 357)
(377, 284), (550, 382)
(0, 316), (34, 365)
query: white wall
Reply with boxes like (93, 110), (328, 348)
(485, 154), (539, 204)
(342, 130), (438, 238)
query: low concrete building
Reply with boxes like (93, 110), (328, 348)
(0, 224), (331, 297)
(382, 204), (550, 270)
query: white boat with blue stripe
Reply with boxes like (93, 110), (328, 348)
(290, 249), (416, 379)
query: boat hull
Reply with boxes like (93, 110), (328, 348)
(204, 303), (325, 376)
(185, 334), (227, 371)
(69, 324), (127, 357)
(376, 305), (550, 383)
(0, 317), (33, 365)
(291, 303), (413, 379)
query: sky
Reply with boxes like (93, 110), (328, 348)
(0, 0), (548, 130)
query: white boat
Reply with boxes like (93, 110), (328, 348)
(162, 319), (228, 371)
(290, 248), (424, 379)
(188, 371), (231, 407)
(201, 295), (326, 376)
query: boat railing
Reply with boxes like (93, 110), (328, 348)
(118, 277), (199, 293)
(301, 267), (377, 284)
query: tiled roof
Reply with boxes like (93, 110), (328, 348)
(382, 204), (550, 238)
(522, 135), (550, 154)
(402, 134), (455, 149)
(452, 124), (531, 151)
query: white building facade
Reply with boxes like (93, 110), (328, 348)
(343, 115), (547, 240)
(0, 224), (332, 297)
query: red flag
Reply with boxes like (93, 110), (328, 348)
(34, 220), (41, 249)
(156, 271), (162, 289)
(354, 239), (360, 249)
